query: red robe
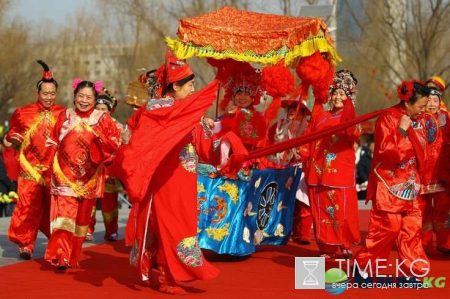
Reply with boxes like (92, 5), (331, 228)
(216, 106), (267, 151)
(417, 111), (450, 251)
(7, 101), (65, 251)
(112, 80), (247, 282)
(88, 118), (124, 240)
(354, 104), (429, 277)
(44, 108), (121, 267)
(299, 105), (361, 254)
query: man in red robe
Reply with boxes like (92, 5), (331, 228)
(4, 61), (65, 260)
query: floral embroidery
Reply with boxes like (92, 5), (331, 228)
(238, 108), (260, 140)
(129, 239), (139, 267)
(177, 236), (203, 267)
(322, 190), (340, 230)
(146, 97), (174, 110)
(325, 153), (336, 167)
(200, 118), (214, 139)
(179, 143), (198, 173)
(312, 134), (339, 175)
(218, 181), (239, 204)
(205, 223), (230, 241)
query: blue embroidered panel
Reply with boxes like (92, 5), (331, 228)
(197, 167), (301, 256)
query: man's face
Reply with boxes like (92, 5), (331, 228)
(37, 82), (57, 108)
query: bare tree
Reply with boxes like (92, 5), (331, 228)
(339, 0), (450, 112)
(0, 21), (39, 122)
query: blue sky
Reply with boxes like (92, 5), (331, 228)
(7, 0), (89, 24)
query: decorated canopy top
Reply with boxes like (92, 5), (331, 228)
(166, 6), (341, 67)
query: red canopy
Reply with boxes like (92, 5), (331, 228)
(167, 6), (341, 67)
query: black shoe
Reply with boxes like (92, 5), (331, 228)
(55, 265), (68, 273)
(19, 247), (32, 260)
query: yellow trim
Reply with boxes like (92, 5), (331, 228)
(18, 111), (56, 185)
(51, 217), (76, 233)
(52, 119), (103, 198)
(166, 32), (342, 67)
(74, 224), (89, 237)
(52, 153), (102, 199)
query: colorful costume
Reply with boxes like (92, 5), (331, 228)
(6, 101), (65, 254)
(112, 80), (247, 285)
(300, 70), (361, 257)
(44, 108), (120, 268)
(216, 106), (267, 151)
(354, 103), (429, 277)
(301, 106), (361, 255)
(417, 111), (450, 252)
(87, 117), (124, 241)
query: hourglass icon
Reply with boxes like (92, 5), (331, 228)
(302, 260), (319, 285)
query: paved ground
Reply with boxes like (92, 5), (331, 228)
(0, 204), (132, 267)
(0, 199), (371, 267)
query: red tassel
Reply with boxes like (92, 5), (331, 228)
(296, 52), (334, 104)
(261, 61), (295, 99)
(264, 96), (281, 122)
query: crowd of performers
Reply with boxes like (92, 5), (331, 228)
(2, 50), (449, 294)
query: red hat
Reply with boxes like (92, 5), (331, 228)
(208, 59), (262, 111)
(426, 76), (445, 92)
(165, 49), (193, 84)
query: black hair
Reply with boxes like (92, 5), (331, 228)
(36, 60), (58, 92)
(95, 94), (114, 111)
(73, 81), (99, 99)
(166, 74), (195, 94)
(408, 82), (431, 105)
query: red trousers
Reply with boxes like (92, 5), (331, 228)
(87, 192), (119, 240)
(45, 196), (96, 267)
(417, 191), (450, 251)
(309, 185), (360, 254)
(291, 201), (313, 242)
(354, 200), (429, 277)
(8, 177), (51, 251)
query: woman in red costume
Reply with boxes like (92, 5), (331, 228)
(300, 70), (361, 258)
(214, 60), (267, 152)
(44, 79), (121, 271)
(354, 80), (431, 279)
(417, 88), (450, 254)
(86, 92), (124, 242)
(112, 50), (247, 295)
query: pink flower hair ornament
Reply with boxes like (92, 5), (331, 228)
(72, 78), (83, 90)
(94, 81), (103, 93)
(72, 78), (103, 94)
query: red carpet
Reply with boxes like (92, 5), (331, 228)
(1, 210), (449, 299)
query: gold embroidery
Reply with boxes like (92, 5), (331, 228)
(52, 217), (76, 233)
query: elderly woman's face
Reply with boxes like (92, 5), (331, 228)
(74, 87), (95, 112)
